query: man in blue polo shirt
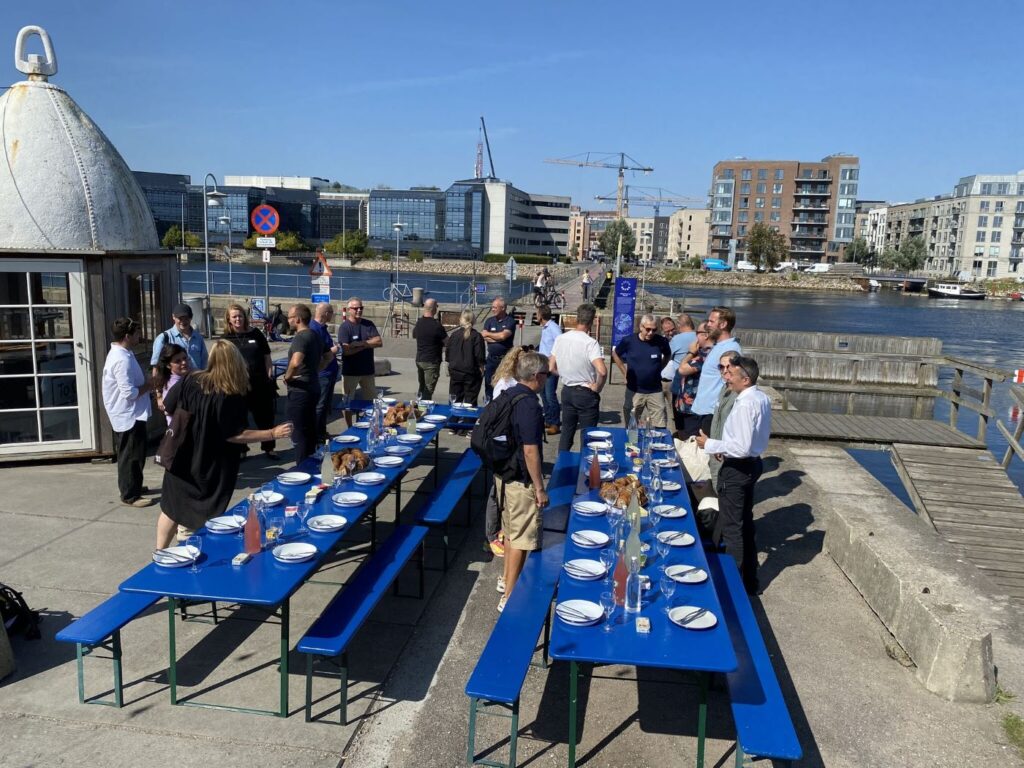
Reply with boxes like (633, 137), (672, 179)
(612, 313), (672, 428)
(691, 305), (741, 435)
(150, 303), (208, 376)
(481, 296), (516, 402)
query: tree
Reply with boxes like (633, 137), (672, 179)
(845, 236), (873, 266)
(161, 224), (201, 249)
(598, 219), (636, 262)
(324, 229), (368, 255)
(243, 230), (307, 251)
(569, 242), (579, 261)
(746, 222), (788, 270)
(896, 236), (927, 272)
(878, 246), (900, 270)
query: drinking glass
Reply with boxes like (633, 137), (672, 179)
(648, 504), (662, 532)
(260, 482), (276, 504)
(297, 502), (313, 534)
(650, 473), (663, 508)
(599, 548), (617, 585)
(606, 503), (624, 531)
(656, 536), (671, 571)
(186, 535), (202, 574)
(660, 574), (677, 614)
(600, 591), (615, 632)
(265, 513), (284, 548)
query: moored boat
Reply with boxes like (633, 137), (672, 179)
(927, 282), (986, 300)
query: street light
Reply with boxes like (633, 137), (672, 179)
(392, 221), (404, 307)
(218, 214), (232, 296)
(202, 173), (226, 300)
(641, 231), (653, 301)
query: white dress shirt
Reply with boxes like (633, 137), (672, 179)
(102, 344), (151, 432)
(703, 386), (771, 459)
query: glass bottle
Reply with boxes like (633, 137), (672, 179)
(612, 540), (628, 606)
(406, 404), (418, 434)
(625, 556), (642, 614)
(624, 489), (643, 564)
(320, 439), (334, 486)
(626, 413), (638, 447)
(244, 494), (262, 555)
(588, 446), (601, 490)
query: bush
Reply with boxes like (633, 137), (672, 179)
(482, 253), (557, 265)
(409, 250), (425, 263)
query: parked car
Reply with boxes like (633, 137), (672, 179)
(702, 258), (731, 272)
(773, 261), (799, 272)
(735, 260), (758, 272)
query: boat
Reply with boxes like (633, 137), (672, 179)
(927, 282), (986, 300)
(867, 279), (881, 292)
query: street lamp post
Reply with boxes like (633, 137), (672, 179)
(391, 221), (404, 313)
(218, 214), (232, 296)
(641, 231), (653, 303)
(202, 173), (226, 306)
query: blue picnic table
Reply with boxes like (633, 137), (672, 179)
(549, 426), (737, 768)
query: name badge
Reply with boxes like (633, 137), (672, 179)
(247, 339), (256, 344)
(650, 353), (659, 359)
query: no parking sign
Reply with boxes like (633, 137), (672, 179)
(250, 204), (280, 235)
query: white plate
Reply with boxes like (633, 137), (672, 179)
(272, 542), (318, 563)
(587, 440), (612, 450)
(153, 545), (198, 568)
(554, 599), (603, 625)
(657, 530), (696, 547)
(259, 491), (285, 506)
(374, 455), (404, 468)
(354, 471), (386, 485)
(205, 515), (245, 534)
(396, 434), (423, 443)
(382, 397), (398, 405)
(277, 471), (312, 485)
(587, 430), (612, 439)
(332, 491), (369, 507)
(385, 445), (413, 455)
(424, 414), (446, 423)
(307, 514), (347, 532)
(666, 565), (709, 584)
(334, 434), (360, 444)
(415, 422), (437, 431)
(353, 421), (370, 429)
(652, 504), (687, 519)
(416, 400), (434, 407)
(572, 500), (608, 516)
(661, 481), (682, 492)
(585, 453), (614, 465)
(451, 402), (476, 410)
(571, 530), (610, 548)
(669, 605), (718, 630)
(653, 459), (680, 469)
(563, 559), (607, 580)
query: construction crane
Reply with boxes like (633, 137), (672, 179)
(478, 116), (496, 178)
(594, 185), (705, 217)
(544, 151), (653, 218)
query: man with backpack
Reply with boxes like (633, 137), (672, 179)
(471, 351), (550, 612)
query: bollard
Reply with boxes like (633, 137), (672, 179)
(411, 287), (424, 307)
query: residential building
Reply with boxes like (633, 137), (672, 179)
(568, 209), (617, 260)
(708, 154), (860, 263)
(667, 208), (710, 265)
(854, 200), (886, 248)
(865, 206), (888, 255)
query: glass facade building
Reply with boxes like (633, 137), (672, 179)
(132, 172), (190, 240)
(369, 189), (444, 242)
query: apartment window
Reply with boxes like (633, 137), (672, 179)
(771, 197), (781, 208)
(838, 198), (854, 208)
(980, 200), (990, 211)
(981, 183), (993, 194)
(756, 183), (766, 194)
(991, 231), (1002, 242)
(712, 211), (730, 223)
(993, 215), (1003, 228)
(714, 196), (732, 209)
(987, 261), (998, 277)
(770, 211), (781, 222)
(740, 183), (750, 194)
(995, 201), (1004, 212)
(738, 212), (748, 223)
(739, 197), (749, 209)
(741, 169), (752, 180)
(990, 246), (1001, 256)
(754, 212), (763, 222)
(974, 247), (985, 256)
(757, 169), (767, 180)
(721, 169), (735, 180)
(774, 169), (784, 180)
(737, 226), (747, 236)
(840, 168), (859, 180)
(840, 183), (858, 196)
(978, 215), (988, 227)
(976, 231), (986, 242)
(997, 183), (1010, 195)
(772, 183), (783, 194)
(1017, 202), (1024, 213)
(714, 183), (730, 195)
(755, 197), (765, 208)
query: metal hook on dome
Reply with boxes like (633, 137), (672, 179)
(15, 26), (58, 80)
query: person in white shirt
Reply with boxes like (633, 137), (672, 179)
(102, 317), (155, 508)
(549, 303), (607, 452)
(696, 355), (770, 594)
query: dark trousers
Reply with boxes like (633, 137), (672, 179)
(677, 411), (703, 438)
(315, 370), (338, 440)
(115, 420), (147, 502)
(450, 370), (482, 406)
(484, 356), (502, 402)
(245, 385), (276, 453)
(697, 412), (714, 437)
(542, 373), (561, 426)
(559, 385), (600, 453)
(485, 479), (500, 542)
(287, 385), (319, 463)
(582, 283), (590, 300)
(416, 362), (441, 400)
(714, 456), (763, 593)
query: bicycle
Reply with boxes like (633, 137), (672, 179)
(533, 287), (565, 310)
(382, 283), (414, 303)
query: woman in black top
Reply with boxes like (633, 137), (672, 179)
(223, 303), (278, 459)
(157, 341), (292, 549)
(444, 309), (486, 405)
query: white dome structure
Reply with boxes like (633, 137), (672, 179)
(0, 26), (158, 252)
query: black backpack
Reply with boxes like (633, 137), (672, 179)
(470, 392), (531, 482)
(0, 582), (41, 640)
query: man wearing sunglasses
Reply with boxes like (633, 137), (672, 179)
(337, 298), (382, 425)
(612, 313), (672, 428)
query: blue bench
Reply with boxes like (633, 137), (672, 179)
(706, 551), (802, 766)
(465, 542), (564, 768)
(55, 592), (160, 707)
(543, 451), (579, 533)
(415, 449), (481, 570)
(298, 523), (429, 724)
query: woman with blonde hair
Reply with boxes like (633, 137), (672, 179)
(156, 341), (292, 549)
(222, 303), (278, 459)
(490, 345), (528, 399)
(444, 309), (486, 405)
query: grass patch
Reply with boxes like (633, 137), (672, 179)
(996, 685), (1017, 705)
(1003, 712), (1024, 758)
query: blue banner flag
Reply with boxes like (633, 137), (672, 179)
(611, 277), (638, 349)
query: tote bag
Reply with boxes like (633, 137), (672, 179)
(156, 378), (193, 469)
(675, 435), (710, 483)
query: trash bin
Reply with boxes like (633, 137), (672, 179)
(184, 296), (210, 335)
(411, 287), (424, 308)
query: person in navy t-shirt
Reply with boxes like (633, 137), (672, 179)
(481, 296), (517, 402)
(336, 297), (382, 426)
(612, 313), (672, 428)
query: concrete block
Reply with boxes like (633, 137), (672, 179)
(375, 358), (392, 376)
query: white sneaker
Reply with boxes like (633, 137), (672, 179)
(496, 576), (506, 594)
(497, 596), (507, 613)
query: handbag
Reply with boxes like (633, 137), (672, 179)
(156, 378), (193, 469)
(675, 435), (710, 483)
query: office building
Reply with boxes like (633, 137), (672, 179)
(708, 154), (860, 263)
(667, 209), (711, 264)
(318, 192), (368, 240)
(133, 172), (191, 240)
(224, 175), (330, 191)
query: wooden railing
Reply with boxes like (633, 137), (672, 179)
(997, 385), (1024, 469)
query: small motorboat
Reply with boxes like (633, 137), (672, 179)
(867, 279), (881, 292)
(927, 282), (986, 300)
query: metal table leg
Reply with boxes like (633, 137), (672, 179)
(279, 599), (290, 717)
(568, 660), (578, 768)
(696, 672), (709, 768)
(167, 597), (178, 705)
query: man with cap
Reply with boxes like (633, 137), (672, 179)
(151, 303), (209, 375)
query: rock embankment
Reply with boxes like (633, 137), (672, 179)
(635, 268), (864, 292)
(348, 259), (580, 279)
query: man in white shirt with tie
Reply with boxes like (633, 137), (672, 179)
(696, 354), (771, 594)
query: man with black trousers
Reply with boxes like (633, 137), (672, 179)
(549, 303), (606, 452)
(481, 297), (516, 402)
(412, 298), (447, 400)
(283, 304), (329, 462)
(696, 355), (771, 595)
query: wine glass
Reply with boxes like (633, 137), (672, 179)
(599, 547), (617, 585)
(260, 482), (275, 504)
(297, 502), (313, 534)
(186, 535), (202, 574)
(600, 591), (615, 632)
(660, 573), (677, 614)
(656, 533), (671, 572)
(648, 504), (662, 532)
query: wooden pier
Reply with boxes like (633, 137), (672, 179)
(771, 412), (983, 448)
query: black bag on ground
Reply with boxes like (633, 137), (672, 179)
(470, 392), (531, 482)
(0, 582), (41, 640)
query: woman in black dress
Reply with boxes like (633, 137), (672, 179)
(156, 341), (292, 549)
(223, 303), (278, 459)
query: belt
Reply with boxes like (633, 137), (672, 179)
(723, 455), (761, 464)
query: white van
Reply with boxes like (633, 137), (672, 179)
(806, 263), (831, 274)
(735, 260), (758, 272)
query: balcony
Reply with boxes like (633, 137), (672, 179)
(794, 187), (831, 196)
(791, 244), (825, 254)
(792, 228), (826, 238)
(792, 215), (828, 225)
(796, 173), (832, 181)
(792, 202), (829, 211)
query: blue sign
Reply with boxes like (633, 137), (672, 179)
(249, 297), (266, 320)
(611, 277), (638, 348)
(475, 284), (487, 294)
(310, 293), (330, 304)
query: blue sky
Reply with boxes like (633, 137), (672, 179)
(3, 1), (1023, 208)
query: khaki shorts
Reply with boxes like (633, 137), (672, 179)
(343, 375), (377, 400)
(496, 477), (543, 551)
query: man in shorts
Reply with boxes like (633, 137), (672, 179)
(337, 297), (382, 426)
